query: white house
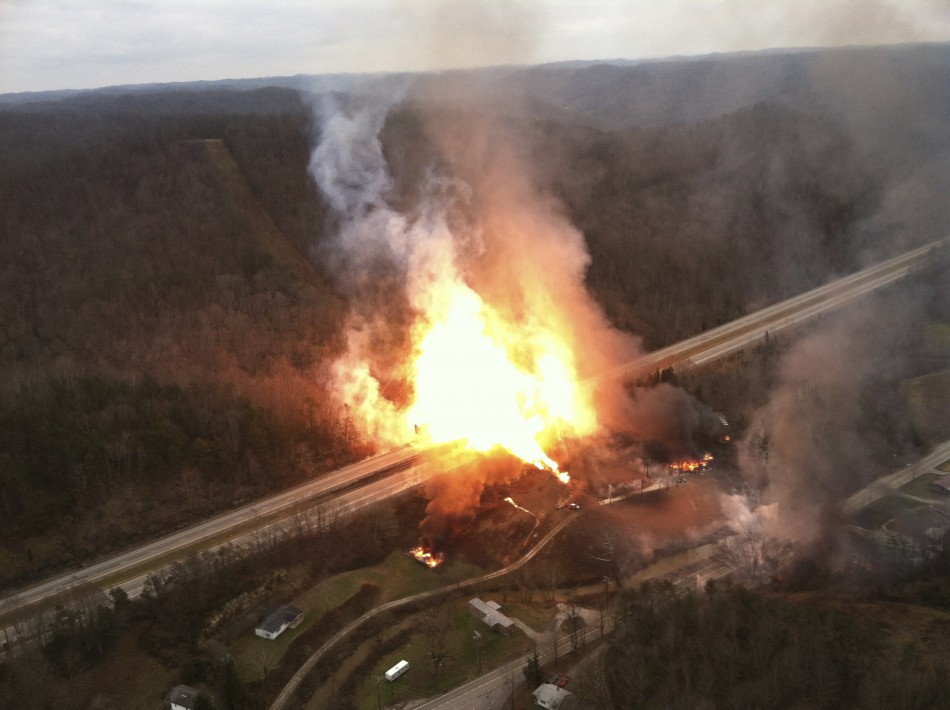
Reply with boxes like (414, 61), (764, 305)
(255, 604), (304, 640)
(166, 685), (199, 710)
(468, 597), (515, 636)
(533, 683), (574, 709)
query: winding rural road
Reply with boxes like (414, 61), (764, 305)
(268, 503), (587, 709)
(1, 239), (943, 638)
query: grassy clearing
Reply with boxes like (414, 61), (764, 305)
(351, 601), (534, 710)
(230, 574), (366, 682)
(67, 622), (177, 710)
(230, 550), (486, 682)
(899, 472), (945, 500)
(853, 495), (925, 529)
(306, 549), (484, 610)
(504, 599), (559, 633)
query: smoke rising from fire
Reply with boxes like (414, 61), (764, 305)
(307, 80), (713, 546)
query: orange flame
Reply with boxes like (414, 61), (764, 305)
(670, 453), (713, 472)
(409, 545), (444, 569)
(405, 282), (594, 474)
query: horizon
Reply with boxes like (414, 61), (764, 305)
(3, 39), (948, 100)
(1, 0), (948, 95)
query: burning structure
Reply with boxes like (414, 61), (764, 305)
(408, 545), (445, 569)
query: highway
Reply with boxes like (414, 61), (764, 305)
(1, 239), (942, 633)
(598, 240), (942, 381)
(0, 445), (425, 625)
(842, 438), (950, 514)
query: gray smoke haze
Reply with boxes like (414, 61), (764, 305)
(732, 291), (928, 548)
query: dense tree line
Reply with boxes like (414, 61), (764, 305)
(380, 97), (883, 350)
(0, 373), (325, 586)
(603, 579), (950, 709)
(0, 94), (356, 581)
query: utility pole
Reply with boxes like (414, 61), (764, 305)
(474, 630), (483, 673)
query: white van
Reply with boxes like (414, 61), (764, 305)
(385, 659), (409, 681)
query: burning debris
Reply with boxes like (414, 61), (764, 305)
(670, 452), (714, 473)
(408, 545), (445, 569)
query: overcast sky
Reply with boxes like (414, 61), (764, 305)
(1, 0), (948, 94)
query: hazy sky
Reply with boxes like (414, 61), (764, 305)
(1, 0), (948, 94)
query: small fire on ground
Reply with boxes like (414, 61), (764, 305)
(409, 546), (445, 569)
(670, 452), (713, 473)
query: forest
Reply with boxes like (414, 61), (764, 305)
(602, 562), (950, 710)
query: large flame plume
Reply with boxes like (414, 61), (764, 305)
(408, 280), (594, 475)
(310, 93), (617, 477)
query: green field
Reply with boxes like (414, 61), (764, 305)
(352, 601), (534, 710)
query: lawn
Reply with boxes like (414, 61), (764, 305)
(853, 495), (926, 530)
(230, 550), (486, 682)
(504, 599), (559, 633)
(351, 601), (535, 710)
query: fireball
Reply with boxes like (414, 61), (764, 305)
(406, 280), (593, 476)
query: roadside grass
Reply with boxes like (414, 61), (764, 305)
(939, 460), (950, 473)
(898, 472), (945, 500)
(352, 601), (534, 710)
(853, 495), (925, 529)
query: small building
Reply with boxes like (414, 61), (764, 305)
(385, 659), (409, 681)
(255, 604), (304, 640)
(468, 597), (515, 636)
(166, 685), (199, 710)
(928, 475), (950, 496)
(533, 682), (575, 709)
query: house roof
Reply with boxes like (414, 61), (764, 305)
(469, 598), (515, 630)
(166, 684), (199, 709)
(259, 604), (303, 634)
(533, 682), (573, 709)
